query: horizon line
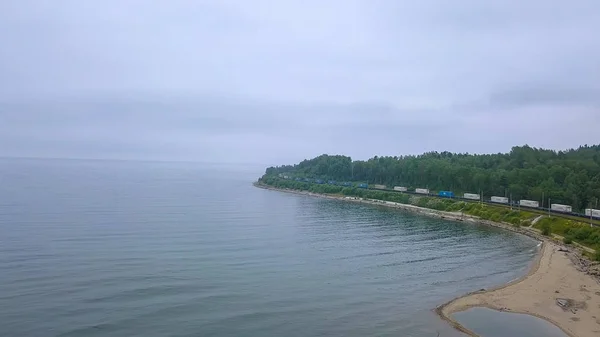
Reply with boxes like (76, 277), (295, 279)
(0, 155), (270, 167)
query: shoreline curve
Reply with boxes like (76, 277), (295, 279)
(255, 183), (600, 337)
(435, 242), (575, 337)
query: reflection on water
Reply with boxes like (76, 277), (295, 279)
(453, 307), (568, 337)
(0, 158), (540, 337)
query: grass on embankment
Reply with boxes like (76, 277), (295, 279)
(533, 217), (600, 258)
(262, 176), (536, 224)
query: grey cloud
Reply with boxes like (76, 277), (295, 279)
(489, 86), (600, 109)
(1, 1), (599, 164)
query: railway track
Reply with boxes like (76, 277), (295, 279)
(373, 187), (600, 227)
(277, 177), (600, 226)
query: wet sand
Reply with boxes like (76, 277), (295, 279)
(438, 242), (600, 337)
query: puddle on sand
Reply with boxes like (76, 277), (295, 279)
(453, 307), (568, 337)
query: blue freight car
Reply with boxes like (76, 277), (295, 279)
(439, 191), (454, 198)
(315, 179), (324, 184)
(358, 183), (368, 189)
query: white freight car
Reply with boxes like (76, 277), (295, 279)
(463, 193), (480, 200)
(393, 186), (408, 192)
(585, 209), (600, 218)
(373, 184), (386, 190)
(490, 196), (509, 204)
(550, 204), (572, 213)
(519, 200), (539, 208)
(415, 188), (429, 194)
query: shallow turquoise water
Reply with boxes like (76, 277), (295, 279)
(0, 158), (540, 337)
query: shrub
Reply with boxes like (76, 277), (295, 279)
(589, 232), (600, 244)
(573, 228), (592, 241)
(541, 222), (552, 236)
(416, 198), (429, 208)
(563, 236), (573, 244)
(480, 211), (491, 220)
(595, 250), (600, 262)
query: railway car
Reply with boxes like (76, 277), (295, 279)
(551, 204), (572, 213)
(373, 184), (386, 190)
(519, 199), (539, 208)
(463, 193), (480, 200)
(585, 209), (600, 218)
(393, 186), (408, 192)
(439, 191), (454, 198)
(415, 188), (429, 194)
(358, 183), (368, 189)
(490, 196), (509, 204)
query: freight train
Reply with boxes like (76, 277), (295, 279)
(278, 175), (600, 221)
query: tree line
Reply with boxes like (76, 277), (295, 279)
(263, 145), (600, 211)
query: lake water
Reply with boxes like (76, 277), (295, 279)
(0, 158), (541, 337)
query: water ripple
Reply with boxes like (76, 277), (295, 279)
(0, 159), (539, 337)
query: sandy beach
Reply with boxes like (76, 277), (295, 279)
(256, 184), (600, 336)
(438, 242), (600, 337)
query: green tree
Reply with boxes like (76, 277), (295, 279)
(262, 144), (600, 213)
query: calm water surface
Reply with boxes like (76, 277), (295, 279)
(0, 159), (540, 337)
(454, 308), (568, 337)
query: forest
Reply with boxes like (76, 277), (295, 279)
(263, 145), (600, 211)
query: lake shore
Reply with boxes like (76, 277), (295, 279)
(255, 183), (600, 337)
(254, 183), (546, 241)
(438, 241), (600, 337)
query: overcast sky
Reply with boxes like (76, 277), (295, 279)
(1, 0), (599, 165)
